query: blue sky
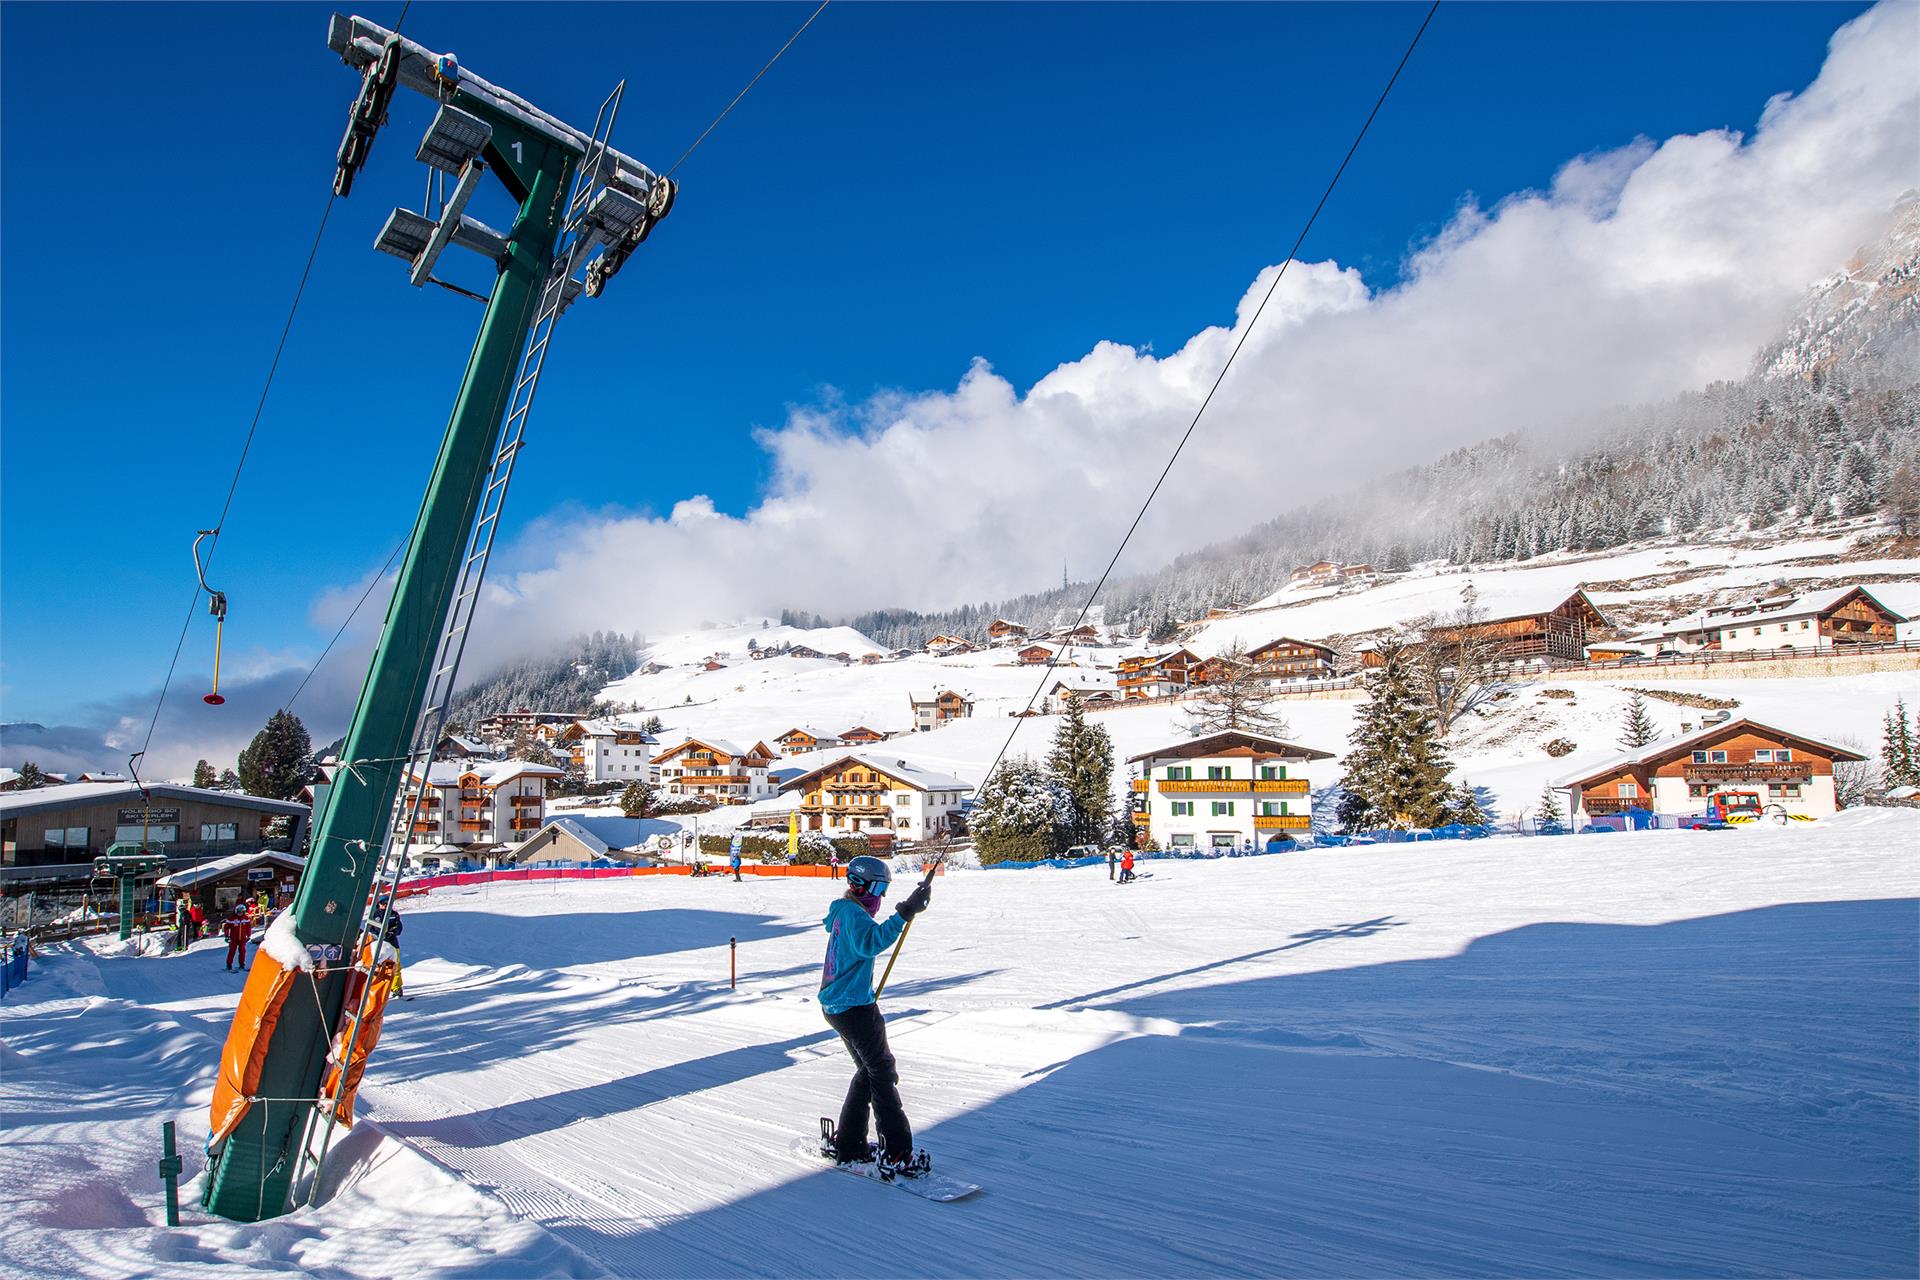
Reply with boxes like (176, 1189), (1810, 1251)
(0, 0), (1889, 750)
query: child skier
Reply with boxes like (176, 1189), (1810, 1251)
(1118, 848), (1136, 884)
(222, 906), (252, 972)
(817, 855), (933, 1178)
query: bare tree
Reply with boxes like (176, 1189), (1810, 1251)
(1411, 583), (1504, 736)
(1831, 735), (1880, 809)
(1185, 643), (1293, 739)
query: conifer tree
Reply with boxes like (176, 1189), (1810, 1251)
(1444, 782), (1490, 826)
(192, 759), (217, 789)
(1045, 694), (1115, 846)
(1885, 699), (1919, 788)
(968, 757), (1073, 864)
(15, 760), (46, 789)
(1619, 690), (1658, 749)
(237, 710), (312, 800)
(620, 778), (654, 819)
(1336, 642), (1457, 831)
(1535, 783), (1565, 830)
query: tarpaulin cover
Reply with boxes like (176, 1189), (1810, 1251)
(320, 942), (397, 1129)
(208, 953), (299, 1145)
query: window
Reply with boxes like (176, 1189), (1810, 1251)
(1171, 801), (1193, 816)
(1691, 751), (1708, 763)
(46, 826), (88, 849)
(114, 825), (177, 845)
(1211, 801), (1235, 817)
(1618, 782), (1639, 798)
(1780, 623), (1789, 632)
(1259, 801), (1286, 816)
(1753, 749), (1772, 763)
(1205, 765), (1229, 780)
(1170, 834), (1195, 849)
(1166, 765), (1192, 780)
(1689, 783), (1713, 798)
(200, 823), (240, 843)
(1776, 749), (1792, 761)
(894, 793), (912, 808)
(1800, 620), (1810, 629)
(1259, 765), (1286, 780)
(1779, 784), (1802, 798)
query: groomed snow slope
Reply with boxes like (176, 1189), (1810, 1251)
(5, 813), (1915, 1277)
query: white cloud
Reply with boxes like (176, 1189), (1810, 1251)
(463, 2), (1914, 664)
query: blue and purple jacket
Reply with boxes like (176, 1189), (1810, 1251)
(817, 896), (905, 1014)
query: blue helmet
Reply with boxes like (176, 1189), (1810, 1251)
(846, 855), (891, 896)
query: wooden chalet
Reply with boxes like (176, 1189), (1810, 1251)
(1116, 649), (1197, 700)
(774, 726), (840, 755)
(1431, 590), (1609, 664)
(1556, 718), (1865, 821)
(987, 618), (1029, 646)
(1016, 643), (1057, 666)
(1188, 654), (1249, 685)
(840, 725), (889, 745)
(1246, 636), (1335, 679)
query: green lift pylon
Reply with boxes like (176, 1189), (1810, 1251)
(202, 14), (675, 1222)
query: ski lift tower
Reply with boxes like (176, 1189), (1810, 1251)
(201, 14), (675, 1222)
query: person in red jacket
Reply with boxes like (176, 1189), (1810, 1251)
(222, 907), (252, 972)
(1118, 848), (1137, 885)
(188, 901), (207, 944)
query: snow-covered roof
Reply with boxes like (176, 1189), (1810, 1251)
(779, 754), (973, 795)
(1127, 731), (1336, 764)
(0, 782), (310, 820)
(416, 759), (564, 787)
(775, 725), (836, 740)
(1554, 718), (1869, 788)
(532, 816), (668, 856)
(1701, 584), (1909, 625)
(659, 736), (771, 761)
(439, 734), (493, 754)
(156, 850), (305, 891)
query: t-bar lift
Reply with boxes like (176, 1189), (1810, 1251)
(200, 14), (675, 1222)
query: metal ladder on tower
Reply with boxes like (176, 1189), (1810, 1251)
(297, 85), (629, 1201)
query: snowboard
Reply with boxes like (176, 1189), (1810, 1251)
(789, 1136), (981, 1201)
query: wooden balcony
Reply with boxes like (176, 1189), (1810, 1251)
(1252, 779), (1309, 794)
(458, 819), (491, 832)
(1130, 779), (1149, 792)
(510, 816), (542, 832)
(680, 774), (749, 786)
(1159, 779), (1251, 793)
(1132, 811), (1151, 825)
(1254, 814), (1310, 831)
(508, 794), (542, 807)
(1682, 762), (1811, 782)
(1580, 797), (1642, 815)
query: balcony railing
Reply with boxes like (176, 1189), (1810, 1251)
(680, 774), (749, 786)
(509, 794), (542, 806)
(510, 817), (542, 832)
(1681, 762), (1812, 782)
(1253, 814), (1310, 830)
(1580, 797), (1643, 814)
(1130, 779), (1149, 792)
(1131, 811), (1151, 825)
(1252, 779), (1309, 793)
(458, 819), (491, 832)
(1159, 779), (1250, 793)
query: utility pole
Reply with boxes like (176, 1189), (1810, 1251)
(201, 14), (674, 1222)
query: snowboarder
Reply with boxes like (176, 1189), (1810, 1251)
(222, 907), (252, 972)
(828, 850), (841, 880)
(1118, 848), (1136, 885)
(818, 855), (933, 1179)
(731, 847), (743, 882)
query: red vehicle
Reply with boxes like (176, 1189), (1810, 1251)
(1681, 790), (1763, 829)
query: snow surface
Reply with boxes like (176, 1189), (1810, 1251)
(5, 815), (1916, 1277)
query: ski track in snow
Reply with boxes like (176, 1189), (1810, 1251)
(4, 813), (1917, 1277)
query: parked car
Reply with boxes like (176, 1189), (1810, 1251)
(1654, 649), (1684, 660)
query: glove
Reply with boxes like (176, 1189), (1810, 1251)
(895, 882), (932, 921)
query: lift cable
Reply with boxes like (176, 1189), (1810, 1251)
(665, 0), (830, 178)
(136, 0), (417, 759)
(286, 535), (409, 713)
(972, 0), (1441, 796)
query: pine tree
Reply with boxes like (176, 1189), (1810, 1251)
(217, 768), (241, 791)
(1184, 644), (1292, 738)
(237, 710), (312, 800)
(1044, 694), (1116, 846)
(641, 714), (665, 736)
(968, 757), (1073, 864)
(1885, 699), (1919, 788)
(1336, 642), (1457, 831)
(1618, 690), (1658, 749)
(192, 759), (217, 789)
(1444, 782), (1490, 826)
(620, 778), (654, 819)
(15, 760), (46, 789)
(1535, 783), (1565, 831)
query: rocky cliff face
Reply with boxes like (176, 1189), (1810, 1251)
(1759, 193), (1920, 385)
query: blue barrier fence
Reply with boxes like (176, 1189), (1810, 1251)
(0, 937), (28, 998)
(979, 845), (1297, 871)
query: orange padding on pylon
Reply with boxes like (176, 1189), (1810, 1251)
(321, 942), (397, 1130)
(208, 954), (299, 1145)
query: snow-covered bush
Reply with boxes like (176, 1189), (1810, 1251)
(969, 757), (1074, 864)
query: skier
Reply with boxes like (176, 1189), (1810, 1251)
(1107, 848), (1116, 881)
(730, 847), (743, 883)
(817, 855), (933, 1179)
(222, 906), (252, 972)
(374, 899), (406, 998)
(172, 896), (189, 952)
(188, 900), (207, 944)
(1118, 848), (1136, 885)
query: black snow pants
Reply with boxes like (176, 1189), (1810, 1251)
(823, 1001), (912, 1161)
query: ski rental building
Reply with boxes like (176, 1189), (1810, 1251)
(1553, 718), (1867, 824)
(1127, 731), (1334, 852)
